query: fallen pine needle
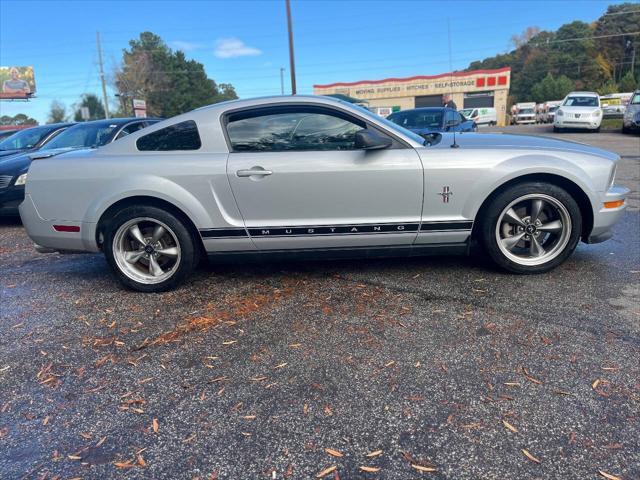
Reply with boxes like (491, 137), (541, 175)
(522, 449), (541, 464)
(152, 418), (159, 433)
(360, 466), (380, 472)
(592, 379), (601, 389)
(316, 466), (337, 478)
(324, 448), (343, 458)
(366, 450), (383, 457)
(411, 464), (437, 472)
(598, 471), (622, 480)
(502, 420), (518, 433)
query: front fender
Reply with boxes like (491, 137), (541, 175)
(461, 154), (600, 220)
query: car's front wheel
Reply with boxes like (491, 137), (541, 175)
(104, 206), (198, 292)
(480, 183), (581, 274)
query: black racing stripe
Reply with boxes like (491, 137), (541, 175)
(200, 228), (248, 238)
(420, 221), (473, 231)
(200, 221), (472, 238)
(248, 223), (419, 237)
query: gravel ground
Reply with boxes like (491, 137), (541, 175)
(0, 126), (638, 480)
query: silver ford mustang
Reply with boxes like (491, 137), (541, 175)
(19, 95), (629, 292)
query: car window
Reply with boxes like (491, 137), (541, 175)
(226, 109), (364, 152)
(41, 123), (118, 150)
(0, 126), (52, 150)
(387, 110), (443, 129)
(115, 122), (146, 140)
(630, 93), (640, 105)
(136, 120), (201, 151)
(456, 112), (465, 123)
(563, 96), (599, 107)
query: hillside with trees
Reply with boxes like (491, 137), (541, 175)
(467, 3), (639, 103)
(114, 32), (238, 118)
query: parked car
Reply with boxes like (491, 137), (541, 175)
(459, 107), (497, 126)
(622, 90), (640, 134)
(0, 122), (73, 159)
(0, 117), (159, 216)
(386, 107), (477, 138)
(513, 102), (537, 125)
(0, 129), (19, 141)
(544, 104), (561, 123)
(19, 96), (628, 292)
(554, 92), (603, 132)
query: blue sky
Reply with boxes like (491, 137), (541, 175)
(0, 0), (619, 123)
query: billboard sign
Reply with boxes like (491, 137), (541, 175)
(0, 66), (36, 99)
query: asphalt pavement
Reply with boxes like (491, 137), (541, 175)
(1, 125), (638, 480)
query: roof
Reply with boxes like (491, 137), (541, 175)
(313, 67), (511, 89)
(324, 93), (369, 104)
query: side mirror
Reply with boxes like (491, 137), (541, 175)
(355, 129), (392, 150)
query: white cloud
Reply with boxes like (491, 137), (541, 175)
(170, 40), (203, 52)
(214, 38), (262, 59)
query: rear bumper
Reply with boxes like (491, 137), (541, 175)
(585, 185), (629, 244)
(19, 194), (100, 253)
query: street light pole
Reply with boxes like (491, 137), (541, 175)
(96, 31), (111, 119)
(285, 0), (297, 95)
(280, 67), (285, 95)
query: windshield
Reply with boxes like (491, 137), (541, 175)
(41, 122), (119, 151)
(563, 96), (599, 107)
(387, 110), (443, 130)
(348, 103), (426, 145)
(630, 93), (640, 105)
(519, 108), (534, 114)
(459, 109), (474, 118)
(0, 126), (52, 151)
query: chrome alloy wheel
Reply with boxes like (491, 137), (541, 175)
(495, 194), (572, 267)
(112, 217), (182, 285)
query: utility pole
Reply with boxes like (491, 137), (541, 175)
(280, 67), (285, 95)
(96, 31), (111, 119)
(285, 0), (297, 95)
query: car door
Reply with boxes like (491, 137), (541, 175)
(225, 104), (423, 250)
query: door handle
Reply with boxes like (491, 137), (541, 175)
(236, 168), (273, 177)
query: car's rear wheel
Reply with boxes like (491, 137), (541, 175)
(104, 206), (198, 292)
(480, 183), (581, 274)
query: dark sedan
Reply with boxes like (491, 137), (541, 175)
(0, 122), (73, 160)
(0, 117), (160, 216)
(386, 107), (476, 138)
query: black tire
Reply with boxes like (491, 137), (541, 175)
(479, 182), (582, 274)
(622, 125), (629, 134)
(553, 126), (560, 133)
(103, 205), (199, 292)
(594, 127), (601, 133)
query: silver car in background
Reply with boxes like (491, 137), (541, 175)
(20, 95), (629, 292)
(622, 90), (640, 134)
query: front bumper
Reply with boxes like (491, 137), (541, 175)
(19, 194), (100, 253)
(554, 116), (602, 129)
(585, 185), (630, 244)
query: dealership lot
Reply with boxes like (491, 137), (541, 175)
(0, 128), (638, 479)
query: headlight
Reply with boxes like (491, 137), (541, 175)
(14, 173), (28, 186)
(556, 109), (563, 116)
(593, 110), (601, 117)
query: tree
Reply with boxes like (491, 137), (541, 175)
(47, 101), (67, 123)
(74, 93), (106, 121)
(619, 71), (638, 92)
(511, 26), (541, 48)
(531, 73), (575, 102)
(0, 114), (37, 126)
(114, 31), (238, 118)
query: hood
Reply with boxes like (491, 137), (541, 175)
(433, 132), (619, 161)
(0, 148), (27, 159)
(0, 151), (32, 174)
(558, 105), (600, 113)
(0, 147), (86, 174)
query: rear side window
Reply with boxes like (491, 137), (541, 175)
(136, 120), (201, 151)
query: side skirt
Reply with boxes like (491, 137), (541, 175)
(206, 242), (470, 264)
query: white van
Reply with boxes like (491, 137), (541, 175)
(459, 107), (497, 126)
